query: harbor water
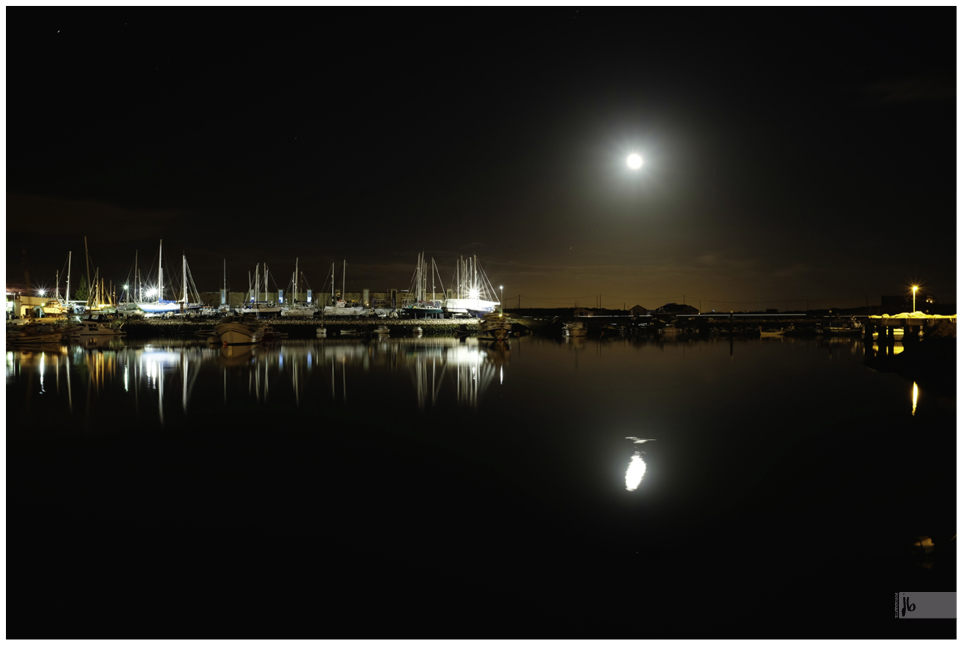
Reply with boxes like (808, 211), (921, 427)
(6, 335), (956, 638)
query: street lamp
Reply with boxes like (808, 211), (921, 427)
(499, 285), (503, 313)
(912, 286), (918, 313)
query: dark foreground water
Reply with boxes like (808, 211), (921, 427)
(6, 335), (956, 639)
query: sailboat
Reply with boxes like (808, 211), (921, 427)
(41, 254), (72, 315)
(444, 255), (500, 317)
(136, 240), (182, 315)
(281, 258), (318, 318)
(401, 252), (445, 319)
(241, 263), (283, 318)
(322, 261), (367, 317)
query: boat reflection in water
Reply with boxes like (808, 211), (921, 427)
(407, 339), (510, 409)
(121, 342), (209, 426)
(5, 337), (513, 430)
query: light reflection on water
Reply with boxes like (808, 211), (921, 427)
(625, 451), (646, 490)
(5, 336), (943, 436)
(6, 332), (956, 640)
(5, 335), (951, 517)
(5, 338), (517, 427)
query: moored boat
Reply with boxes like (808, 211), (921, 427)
(819, 317), (862, 336)
(759, 328), (786, 338)
(136, 240), (185, 315)
(478, 313), (512, 341)
(562, 321), (587, 337)
(6, 323), (67, 345)
(401, 253), (446, 318)
(443, 255), (500, 317)
(281, 257), (318, 318)
(68, 322), (125, 339)
(281, 304), (317, 318)
(215, 315), (265, 345)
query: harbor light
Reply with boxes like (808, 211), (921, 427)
(911, 285), (918, 312)
(146, 287), (158, 298)
(37, 289), (46, 297)
(627, 153), (643, 169)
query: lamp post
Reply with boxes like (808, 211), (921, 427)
(499, 285), (503, 314)
(912, 286), (918, 313)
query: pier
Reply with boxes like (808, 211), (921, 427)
(121, 316), (483, 339)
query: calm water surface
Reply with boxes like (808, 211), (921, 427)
(6, 335), (956, 638)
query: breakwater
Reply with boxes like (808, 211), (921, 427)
(121, 317), (483, 339)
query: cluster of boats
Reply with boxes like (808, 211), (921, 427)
(6, 315), (127, 346)
(40, 246), (504, 322)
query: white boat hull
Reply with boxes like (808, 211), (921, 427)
(323, 307), (367, 317)
(445, 298), (498, 317)
(137, 301), (182, 314)
(281, 307), (317, 318)
(241, 307), (283, 318)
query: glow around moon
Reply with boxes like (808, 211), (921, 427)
(627, 153), (643, 169)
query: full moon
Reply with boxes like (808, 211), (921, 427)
(627, 153), (643, 169)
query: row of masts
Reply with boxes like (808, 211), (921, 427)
(50, 244), (493, 307)
(53, 240), (120, 308)
(412, 252), (445, 303)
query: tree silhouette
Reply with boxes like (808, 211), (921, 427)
(74, 276), (89, 301)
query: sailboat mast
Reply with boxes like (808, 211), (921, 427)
(342, 260), (346, 300)
(66, 251), (71, 303)
(294, 258), (299, 304)
(182, 255), (187, 304)
(416, 252), (422, 302)
(264, 263), (268, 303)
(84, 236), (90, 297)
(158, 239), (164, 301)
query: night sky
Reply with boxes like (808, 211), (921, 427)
(5, 6), (957, 311)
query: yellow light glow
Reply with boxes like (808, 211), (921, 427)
(912, 382), (919, 416)
(627, 153), (643, 169)
(625, 451), (646, 491)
